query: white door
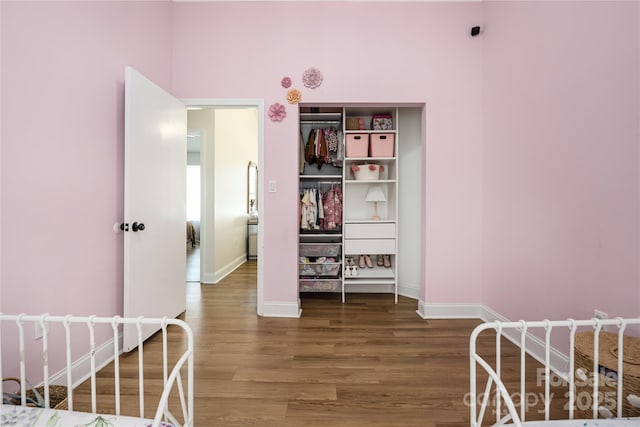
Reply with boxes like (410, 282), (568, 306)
(123, 67), (187, 352)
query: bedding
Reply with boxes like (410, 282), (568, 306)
(505, 419), (640, 426)
(1, 404), (174, 427)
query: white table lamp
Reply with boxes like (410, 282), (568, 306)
(365, 186), (386, 221)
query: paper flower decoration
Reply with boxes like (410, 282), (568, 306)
(287, 88), (302, 104)
(268, 103), (286, 122)
(303, 67), (323, 89)
(281, 77), (292, 88)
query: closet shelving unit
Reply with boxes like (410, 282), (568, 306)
(298, 106), (399, 303)
(298, 109), (344, 296)
(342, 108), (398, 303)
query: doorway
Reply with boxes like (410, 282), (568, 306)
(186, 129), (202, 283)
(184, 102), (263, 315)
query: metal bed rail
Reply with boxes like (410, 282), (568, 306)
(470, 318), (640, 427)
(0, 314), (194, 427)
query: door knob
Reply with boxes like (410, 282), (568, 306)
(132, 222), (145, 232)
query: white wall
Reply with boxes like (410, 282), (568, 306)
(188, 108), (259, 283)
(213, 108), (259, 281)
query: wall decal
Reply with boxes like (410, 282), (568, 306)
(287, 88), (302, 104)
(302, 67), (323, 89)
(268, 102), (287, 122)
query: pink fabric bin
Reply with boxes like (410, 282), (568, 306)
(345, 134), (369, 157)
(370, 133), (395, 157)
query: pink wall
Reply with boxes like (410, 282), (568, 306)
(1, 0), (174, 380)
(1, 0), (637, 382)
(482, 1), (640, 321)
(171, 1), (485, 305)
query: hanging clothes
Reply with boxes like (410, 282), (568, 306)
(305, 128), (316, 164)
(322, 187), (343, 230)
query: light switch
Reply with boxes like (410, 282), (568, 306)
(269, 180), (277, 193)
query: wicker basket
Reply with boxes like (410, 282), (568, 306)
(574, 331), (640, 418)
(346, 117), (363, 130)
(2, 377), (68, 410)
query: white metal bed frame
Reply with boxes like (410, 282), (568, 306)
(470, 318), (640, 426)
(0, 314), (194, 427)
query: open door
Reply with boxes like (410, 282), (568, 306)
(123, 67), (187, 352)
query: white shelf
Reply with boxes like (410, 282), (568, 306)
(344, 179), (396, 184)
(344, 157), (396, 161)
(344, 219), (396, 224)
(300, 175), (342, 179)
(345, 266), (394, 280)
(343, 278), (396, 286)
(344, 130), (397, 134)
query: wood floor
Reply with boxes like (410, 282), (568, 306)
(73, 261), (571, 426)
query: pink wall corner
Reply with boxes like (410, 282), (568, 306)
(482, 1), (640, 322)
(172, 1), (485, 307)
(1, 0), (174, 381)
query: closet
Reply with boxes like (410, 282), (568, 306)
(298, 109), (344, 296)
(299, 105), (416, 303)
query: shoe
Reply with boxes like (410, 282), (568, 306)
(364, 255), (373, 268)
(359, 255), (366, 269)
(344, 266), (351, 277)
(383, 254), (391, 268)
(377, 255), (384, 267)
(351, 266), (358, 277)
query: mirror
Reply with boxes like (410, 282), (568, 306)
(247, 161), (258, 214)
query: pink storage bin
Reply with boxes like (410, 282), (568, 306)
(345, 134), (369, 157)
(370, 133), (395, 157)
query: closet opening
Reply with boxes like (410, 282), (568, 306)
(297, 104), (424, 309)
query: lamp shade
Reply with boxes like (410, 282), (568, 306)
(365, 186), (386, 203)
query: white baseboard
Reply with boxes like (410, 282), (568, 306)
(397, 283), (419, 300)
(422, 303), (484, 319)
(262, 301), (301, 318)
(480, 305), (569, 379)
(48, 334), (123, 389)
(202, 254), (247, 284)
(416, 302), (569, 377)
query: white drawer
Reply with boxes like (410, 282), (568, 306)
(344, 238), (396, 255)
(344, 223), (396, 239)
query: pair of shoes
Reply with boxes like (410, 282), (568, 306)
(346, 257), (356, 267)
(344, 265), (358, 277)
(359, 255), (373, 268)
(383, 254), (391, 268)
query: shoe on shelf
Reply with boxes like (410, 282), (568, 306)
(351, 266), (358, 277)
(359, 255), (366, 269)
(364, 255), (373, 268)
(344, 266), (351, 277)
(383, 254), (391, 268)
(377, 255), (384, 267)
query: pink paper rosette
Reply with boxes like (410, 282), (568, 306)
(302, 67), (323, 89)
(281, 76), (292, 88)
(268, 102), (287, 122)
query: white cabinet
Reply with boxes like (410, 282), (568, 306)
(298, 106), (399, 303)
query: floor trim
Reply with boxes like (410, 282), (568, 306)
(262, 301), (302, 318)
